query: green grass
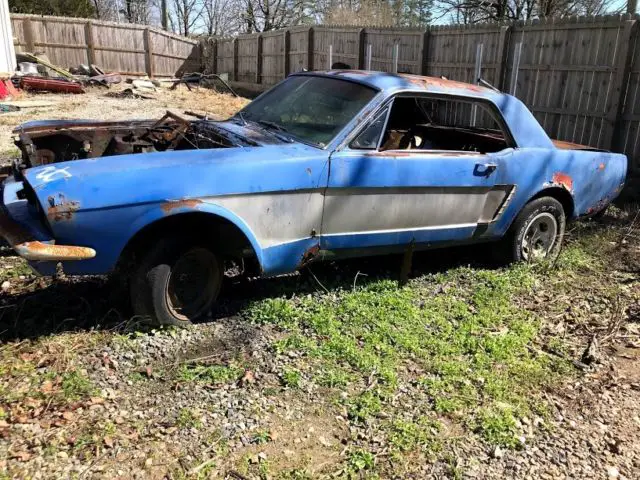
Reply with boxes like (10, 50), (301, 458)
(176, 408), (202, 429)
(61, 371), (95, 401)
(177, 363), (243, 385)
(247, 261), (570, 469)
(252, 429), (272, 444)
(280, 368), (302, 388)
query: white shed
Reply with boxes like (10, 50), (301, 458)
(0, 0), (15, 75)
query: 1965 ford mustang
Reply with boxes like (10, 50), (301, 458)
(0, 71), (627, 325)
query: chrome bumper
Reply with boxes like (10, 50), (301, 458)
(0, 199), (95, 262)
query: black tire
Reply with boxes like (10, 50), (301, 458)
(130, 237), (222, 327)
(500, 196), (566, 263)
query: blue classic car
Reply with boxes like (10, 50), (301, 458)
(0, 71), (627, 325)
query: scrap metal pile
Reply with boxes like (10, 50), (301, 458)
(7, 51), (237, 98)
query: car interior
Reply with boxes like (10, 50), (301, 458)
(355, 96), (512, 154)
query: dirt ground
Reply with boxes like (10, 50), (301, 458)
(0, 86), (638, 480)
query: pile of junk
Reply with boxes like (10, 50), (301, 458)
(10, 52), (123, 95)
(2, 51), (237, 100)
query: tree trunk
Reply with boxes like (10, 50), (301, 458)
(161, 0), (168, 30)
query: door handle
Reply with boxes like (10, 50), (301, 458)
(474, 163), (498, 177)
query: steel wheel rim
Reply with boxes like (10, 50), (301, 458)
(522, 212), (558, 261)
(166, 248), (219, 321)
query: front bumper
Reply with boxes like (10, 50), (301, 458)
(0, 177), (96, 262)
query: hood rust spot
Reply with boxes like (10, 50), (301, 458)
(48, 200), (80, 221)
(161, 199), (203, 214)
(552, 172), (573, 191)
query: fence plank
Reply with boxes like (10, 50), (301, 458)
(10, 14), (199, 77)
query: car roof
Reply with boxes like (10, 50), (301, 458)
(294, 70), (501, 100)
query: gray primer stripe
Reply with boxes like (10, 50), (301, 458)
(322, 223), (477, 237)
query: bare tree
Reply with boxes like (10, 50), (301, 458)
(171, 0), (204, 35)
(325, 0), (395, 26)
(436, 0), (622, 24)
(203, 0), (237, 34)
(122, 0), (153, 23)
(241, 0), (309, 32)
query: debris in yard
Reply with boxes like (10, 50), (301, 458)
(20, 53), (74, 80)
(89, 64), (105, 77)
(87, 73), (122, 87)
(0, 78), (20, 100)
(68, 64), (91, 76)
(105, 87), (155, 100)
(16, 62), (38, 75)
(171, 72), (238, 97)
(0, 104), (20, 113)
(131, 79), (156, 91)
(581, 335), (600, 365)
(19, 76), (84, 94)
(0, 100), (57, 109)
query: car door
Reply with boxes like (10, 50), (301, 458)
(320, 94), (516, 252)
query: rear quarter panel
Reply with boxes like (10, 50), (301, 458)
(492, 147), (627, 237)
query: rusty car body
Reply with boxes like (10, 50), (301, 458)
(0, 71), (627, 325)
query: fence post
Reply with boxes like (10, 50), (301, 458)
(143, 28), (154, 78)
(609, 18), (637, 152)
(357, 28), (365, 69)
(284, 29), (290, 78)
(392, 43), (399, 73)
(307, 27), (314, 71)
(509, 41), (522, 96)
(495, 26), (510, 90)
(85, 21), (95, 66)
(420, 29), (429, 75)
(211, 38), (218, 74)
(256, 34), (262, 84)
(232, 37), (238, 82)
(23, 18), (35, 53)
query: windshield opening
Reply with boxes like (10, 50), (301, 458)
(237, 76), (377, 147)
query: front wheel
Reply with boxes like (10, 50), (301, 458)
(503, 196), (566, 263)
(130, 238), (223, 326)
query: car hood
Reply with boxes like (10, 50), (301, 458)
(23, 142), (327, 214)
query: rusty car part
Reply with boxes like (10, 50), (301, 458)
(552, 172), (574, 192)
(299, 243), (320, 267)
(161, 198), (203, 214)
(0, 208), (95, 261)
(551, 139), (606, 152)
(15, 241), (96, 261)
(20, 76), (85, 94)
(47, 195), (80, 222)
(12, 113), (241, 168)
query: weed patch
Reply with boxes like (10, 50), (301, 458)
(247, 262), (571, 473)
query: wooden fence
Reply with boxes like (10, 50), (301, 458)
(10, 14), (201, 77)
(206, 16), (640, 173)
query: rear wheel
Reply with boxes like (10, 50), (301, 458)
(130, 237), (222, 326)
(502, 196), (566, 263)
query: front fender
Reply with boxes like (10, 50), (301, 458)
(124, 199), (266, 270)
(32, 200), (266, 276)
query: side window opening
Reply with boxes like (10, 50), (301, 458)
(376, 96), (510, 154)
